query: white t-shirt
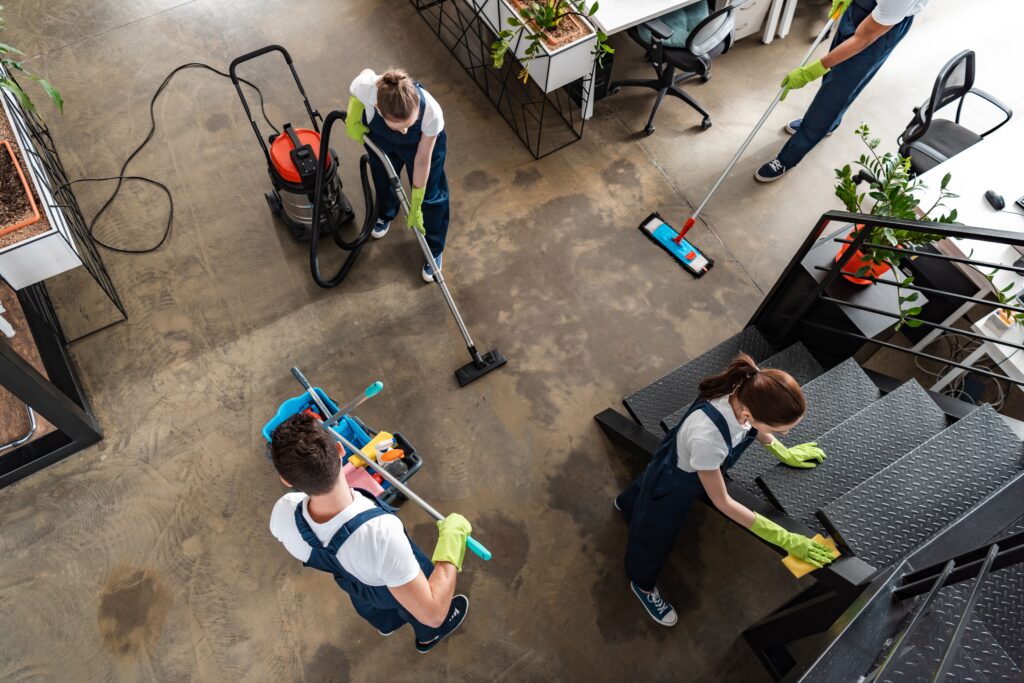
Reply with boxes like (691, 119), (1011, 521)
(675, 395), (752, 473)
(349, 68), (444, 137)
(269, 489), (421, 588)
(872, 0), (927, 26)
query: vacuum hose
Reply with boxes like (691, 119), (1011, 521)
(309, 110), (375, 289)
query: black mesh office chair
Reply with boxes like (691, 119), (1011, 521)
(898, 50), (1012, 175)
(608, 1), (740, 136)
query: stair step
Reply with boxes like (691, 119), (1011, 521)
(659, 342), (824, 432)
(878, 583), (1022, 682)
(756, 380), (946, 531)
(623, 327), (773, 434)
(727, 358), (880, 492)
(975, 515), (1024, 667)
(820, 406), (1024, 569)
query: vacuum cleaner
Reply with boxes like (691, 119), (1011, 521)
(231, 45), (506, 386)
(229, 45), (374, 288)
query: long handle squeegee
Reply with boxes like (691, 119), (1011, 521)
(290, 367), (493, 561)
(670, 9), (843, 247)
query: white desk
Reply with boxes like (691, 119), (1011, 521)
(910, 119), (1024, 388)
(589, 0), (704, 35)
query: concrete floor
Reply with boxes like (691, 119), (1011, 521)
(1, 0), (1021, 681)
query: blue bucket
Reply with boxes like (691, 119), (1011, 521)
(262, 389), (373, 460)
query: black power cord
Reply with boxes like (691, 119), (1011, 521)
(60, 62), (278, 254)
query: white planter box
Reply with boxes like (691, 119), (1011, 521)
(467, 0), (597, 93)
(0, 89), (82, 290)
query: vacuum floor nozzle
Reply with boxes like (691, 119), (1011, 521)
(638, 212), (713, 278)
(455, 348), (508, 387)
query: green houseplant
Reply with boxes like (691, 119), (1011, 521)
(0, 7), (63, 116)
(833, 123), (958, 329)
(490, 0), (613, 84)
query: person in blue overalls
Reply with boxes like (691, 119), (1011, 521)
(346, 68), (449, 282)
(269, 413), (472, 653)
(615, 354), (837, 626)
(755, 0), (925, 182)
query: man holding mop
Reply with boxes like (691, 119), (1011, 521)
(754, 0), (926, 182)
(268, 412), (471, 653)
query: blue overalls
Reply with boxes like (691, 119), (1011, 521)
(365, 83), (449, 261)
(777, 0), (915, 169)
(617, 399), (758, 591)
(293, 489), (442, 641)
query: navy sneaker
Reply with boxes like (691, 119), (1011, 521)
(416, 594), (469, 653)
(630, 581), (678, 627)
(613, 496), (622, 512)
(754, 158), (790, 183)
(378, 626), (398, 637)
(371, 219), (391, 239)
(785, 118), (833, 136)
(421, 254), (443, 283)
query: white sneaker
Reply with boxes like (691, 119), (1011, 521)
(421, 254), (442, 283)
(371, 219), (391, 239)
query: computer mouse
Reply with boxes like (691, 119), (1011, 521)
(984, 190), (1005, 211)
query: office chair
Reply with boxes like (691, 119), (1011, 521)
(898, 50), (1012, 175)
(608, 1), (740, 136)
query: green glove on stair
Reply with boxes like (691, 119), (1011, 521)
(830, 0), (853, 17)
(432, 513), (472, 572)
(764, 439), (826, 469)
(408, 187), (426, 235)
(345, 96), (370, 143)
(750, 514), (836, 568)
(780, 60), (829, 100)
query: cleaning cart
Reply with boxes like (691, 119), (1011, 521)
(262, 387), (421, 505)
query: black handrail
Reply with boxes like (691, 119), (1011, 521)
(896, 530), (1024, 600)
(821, 210), (1024, 246)
(929, 544), (999, 682)
(833, 236), (1024, 275)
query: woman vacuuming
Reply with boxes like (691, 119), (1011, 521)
(616, 354), (836, 626)
(345, 68), (448, 282)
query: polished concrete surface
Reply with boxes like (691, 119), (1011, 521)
(1, 0), (1020, 680)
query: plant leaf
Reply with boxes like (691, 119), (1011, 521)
(36, 78), (61, 113)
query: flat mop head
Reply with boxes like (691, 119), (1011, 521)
(638, 212), (713, 278)
(455, 348), (508, 387)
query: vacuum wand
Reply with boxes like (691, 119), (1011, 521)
(674, 10), (842, 244)
(290, 367), (493, 561)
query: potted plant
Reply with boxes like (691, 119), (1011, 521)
(0, 7), (62, 239)
(834, 123), (958, 329)
(486, 0), (612, 92)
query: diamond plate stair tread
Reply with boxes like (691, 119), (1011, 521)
(659, 342), (824, 432)
(756, 380), (946, 531)
(879, 584), (1022, 682)
(975, 514), (1024, 667)
(822, 406), (1024, 569)
(624, 327), (773, 434)
(726, 358), (881, 493)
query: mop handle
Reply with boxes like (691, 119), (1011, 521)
(324, 381), (383, 427)
(675, 10), (842, 244)
(290, 368), (493, 561)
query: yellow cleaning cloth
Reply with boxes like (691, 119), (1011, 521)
(348, 431), (395, 468)
(782, 535), (840, 578)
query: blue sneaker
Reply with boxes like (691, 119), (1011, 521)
(371, 219), (391, 239)
(785, 118), (833, 136)
(754, 158), (790, 183)
(421, 254), (443, 283)
(416, 594), (469, 653)
(630, 581), (678, 626)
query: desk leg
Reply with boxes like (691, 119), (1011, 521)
(931, 344), (988, 393)
(910, 300), (975, 354)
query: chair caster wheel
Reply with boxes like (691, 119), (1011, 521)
(701, 74), (711, 83)
(644, 125), (656, 136)
(700, 118), (712, 130)
(610, 86), (621, 95)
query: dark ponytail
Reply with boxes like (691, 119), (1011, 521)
(698, 353), (806, 427)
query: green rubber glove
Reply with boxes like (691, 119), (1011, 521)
(408, 187), (426, 235)
(750, 514), (836, 568)
(780, 60), (829, 101)
(829, 0), (853, 17)
(764, 439), (826, 469)
(345, 96), (370, 143)
(432, 513), (472, 572)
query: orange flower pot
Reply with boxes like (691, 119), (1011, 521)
(835, 225), (891, 285)
(0, 139), (42, 237)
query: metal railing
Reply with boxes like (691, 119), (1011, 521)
(750, 210), (1024, 399)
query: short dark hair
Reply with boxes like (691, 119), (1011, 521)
(270, 413), (340, 495)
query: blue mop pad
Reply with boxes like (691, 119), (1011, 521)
(638, 213), (713, 277)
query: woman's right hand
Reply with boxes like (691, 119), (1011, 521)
(749, 514), (837, 568)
